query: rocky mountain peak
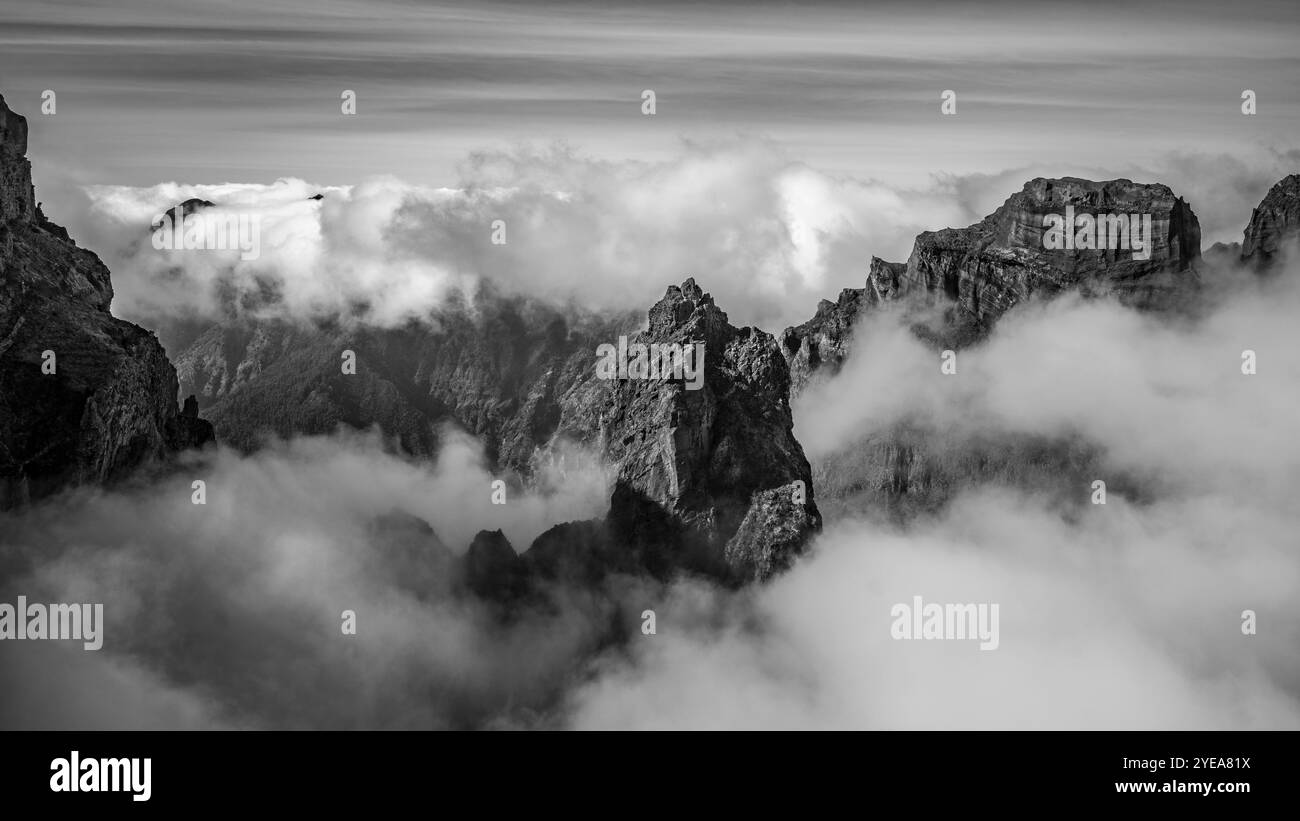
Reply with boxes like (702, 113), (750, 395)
(151, 197), (216, 229)
(780, 176), (1207, 394)
(1242, 173), (1300, 269)
(780, 284), (865, 395)
(552, 277), (820, 582)
(990, 177), (1200, 268)
(781, 174), (1297, 522)
(0, 93), (28, 153)
(903, 176), (1202, 326)
(646, 276), (728, 340)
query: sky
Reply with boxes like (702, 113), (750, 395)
(1, 0), (1297, 192)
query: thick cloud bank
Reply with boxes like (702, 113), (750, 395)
(0, 430), (615, 729)
(4, 258), (1297, 729)
(73, 142), (1298, 333)
(5, 140), (1298, 728)
(565, 490), (1298, 729)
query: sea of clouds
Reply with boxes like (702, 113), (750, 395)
(61, 139), (1300, 333)
(2, 142), (1298, 729)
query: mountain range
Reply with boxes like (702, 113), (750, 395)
(2, 89), (1297, 588)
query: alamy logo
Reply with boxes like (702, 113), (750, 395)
(0, 596), (103, 650)
(1042, 206), (1154, 261)
(595, 335), (705, 391)
(151, 205), (261, 260)
(50, 751), (151, 802)
(890, 595), (999, 650)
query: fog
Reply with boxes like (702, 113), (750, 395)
(0, 430), (620, 729)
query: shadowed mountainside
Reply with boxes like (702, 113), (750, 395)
(0, 93), (211, 509)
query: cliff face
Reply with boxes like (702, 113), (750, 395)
(902, 178), (1200, 328)
(553, 279), (821, 582)
(0, 98), (32, 225)
(1242, 174), (1300, 270)
(781, 177), (1208, 518)
(782, 175), (1300, 519)
(780, 286), (864, 397)
(781, 256), (904, 393)
(781, 179), (1204, 393)
(175, 285), (637, 470)
(0, 93), (212, 508)
(175, 319), (445, 458)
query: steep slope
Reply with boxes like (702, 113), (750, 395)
(782, 256), (900, 393)
(783, 176), (1207, 519)
(900, 177), (1199, 329)
(176, 319), (443, 456)
(176, 285), (638, 470)
(782, 178), (1202, 390)
(786, 174), (1300, 520)
(0, 93), (212, 509)
(1241, 174), (1300, 271)
(552, 279), (821, 582)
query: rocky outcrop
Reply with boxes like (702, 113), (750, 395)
(865, 256), (907, 306)
(786, 175), (1300, 522)
(1202, 241), (1243, 273)
(0, 92), (212, 508)
(780, 257), (909, 393)
(781, 285), (864, 395)
(150, 197), (214, 231)
(1242, 174), (1300, 270)
(725, 481), (820, 580)
(781, 177), (1209, 521)
(899, 178), (1200, 334)
(553, 279), (821, 583)
(458, 521), (638, 606)
(521, 519), (628, 585)
(464, 529), (524, 600)
(452, 287), (826, 590)
(780, 178), (1204, 394)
